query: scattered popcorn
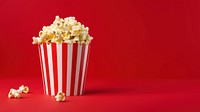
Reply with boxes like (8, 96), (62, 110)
(8, 85), (29, 99)
(18, 85), (29, 94)
(55, 92), (65, 102)
(8, 89), (21, 99)
(32, 16), (93, 44)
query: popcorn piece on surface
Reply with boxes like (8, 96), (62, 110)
(14, 92), (21, 98)
(8, 89), (14, 98)
(8, 89), (21, 99)
(18, 85), (29, 93)
(55, 92), (65, 102)
(32, 16), (93, 44)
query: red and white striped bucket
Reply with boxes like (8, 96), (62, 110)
(38, 43), (90, 96)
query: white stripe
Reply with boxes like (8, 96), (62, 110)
(80, 44), (89, 95)
(57, 43), (62, 92)
(67, 44), (73, 96)
(40, 44), (49, 95)
(47, 44), (55, 95)
(74, 44), (82, 95)
(38, 45), (45, 94)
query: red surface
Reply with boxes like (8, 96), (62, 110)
(1, 78), (200, 112)
(0, 0), (200, 111)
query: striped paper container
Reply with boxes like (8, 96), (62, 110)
(38, 43), (90, 96)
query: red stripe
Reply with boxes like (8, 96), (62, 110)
(38, 45), (46, 95)
(77, 44), (85, 95)
(70, 44), (78, 95)
(43, 43), (51, 95)
(51, 43), (58, 94)
(62, 43), (67, 94)
(82, 44), (90, 95)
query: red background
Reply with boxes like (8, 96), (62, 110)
(0, 0), (200, 111)
(0, 0), (200, 79)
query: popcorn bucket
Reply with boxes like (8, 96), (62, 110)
(38, 43), (90, 96)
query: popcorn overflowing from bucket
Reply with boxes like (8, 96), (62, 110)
(32, 16), (93, 44)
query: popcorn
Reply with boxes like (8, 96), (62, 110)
(55, 92), (65, 102)
(32, 37), (40, 44)
(8, 85), (29, 99)
(8, 89), (21, 99)
(32, 16), (93, 44)
(18, 85), (29, 94)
